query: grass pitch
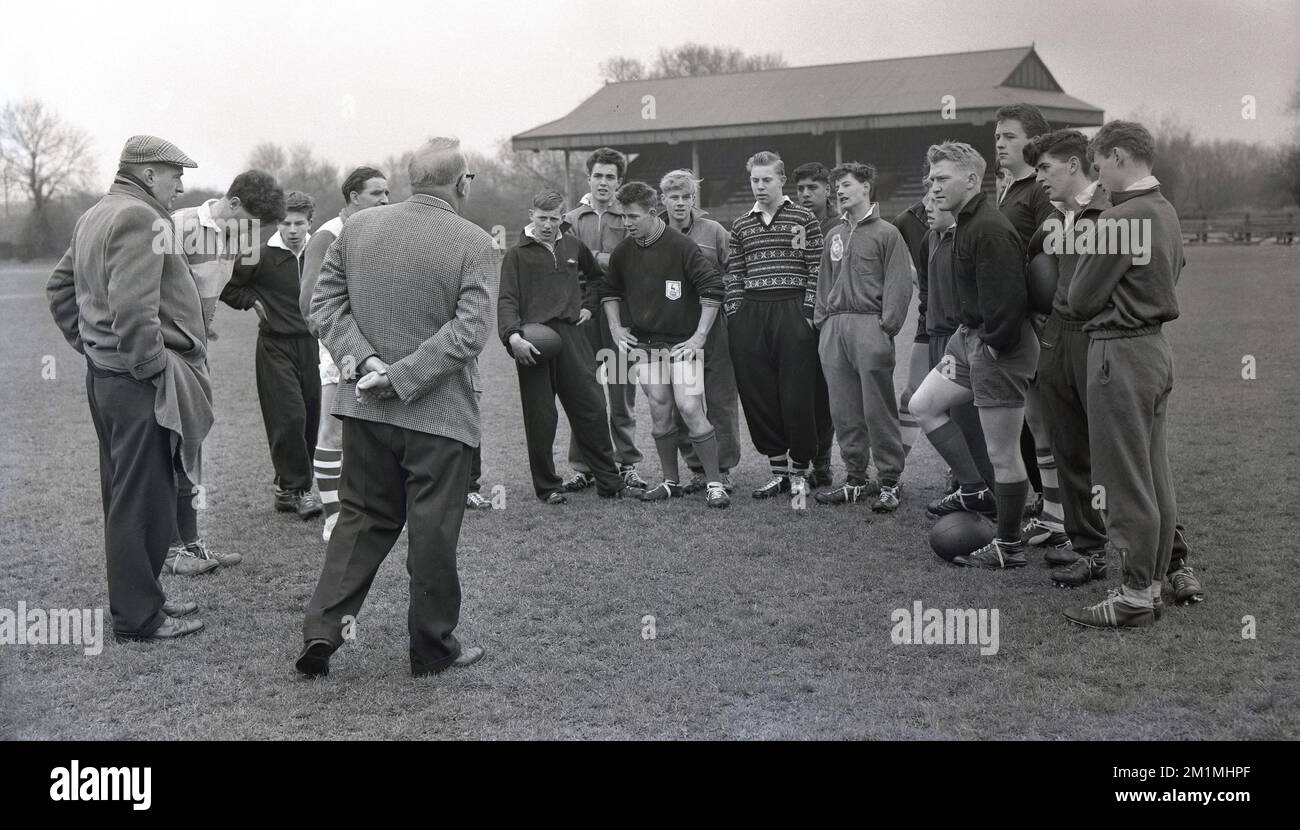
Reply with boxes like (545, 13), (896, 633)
(0, 245), (1295, 739)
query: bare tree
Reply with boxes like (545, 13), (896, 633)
(0, 99), (95, 251)
(599, 56), (646, 83)
(247, 142), (288, 180)
(599, 43), (786, 83)
(652, 43), (786, 78)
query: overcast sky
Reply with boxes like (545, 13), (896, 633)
(2, 0), (1297, 190)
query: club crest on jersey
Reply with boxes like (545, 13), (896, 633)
(665, 280), (682, 301)
(830, 234), (844, 262)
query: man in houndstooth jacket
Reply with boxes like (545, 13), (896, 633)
(297, 137), (498, 678)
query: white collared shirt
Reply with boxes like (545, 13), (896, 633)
(1063, 180), (1102, 234)
(1124, 175), (1160, 192)
(196, 198), (227, 254)
(523, 222), (556, 253)
(268, 230), (311, 259)
(750, 195), (792, 226)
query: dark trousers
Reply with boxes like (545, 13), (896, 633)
(86, 363), (175, 637)
(1087, 332), (1177, 591)
(255, 333), (320, 492)
(302, 418), (472, 675)
(814, 359), (835, 469)
(676, 312), (742, 472)
(570, 315), (641, 469)
(1037, 317), (1109, 555)
(728, 295), (819, 464)
(467, 446), (482, 494)
(929, 333), (996, 486)
(519, 321), (624, 498)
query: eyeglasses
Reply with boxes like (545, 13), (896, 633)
(463, 172), (476, 182)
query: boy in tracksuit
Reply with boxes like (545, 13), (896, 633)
(1064, 121), (1187, 628)
(813, 162), (912, 512)
(602, 182), (730, 508)
(221, 190), (322, 520)
(910, 142), (1038, 569)
(498, 190), (627, 503)
(1030, 130), (1205, 607)
(726, 151), (825, 500)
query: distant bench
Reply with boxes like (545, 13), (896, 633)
(1182, 218), (1296, 245)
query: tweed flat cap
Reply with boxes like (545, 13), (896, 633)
(119, 135), (197, 168)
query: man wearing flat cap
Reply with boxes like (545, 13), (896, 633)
(47, 135), (215, 641)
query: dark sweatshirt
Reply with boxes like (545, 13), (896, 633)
(1068, 184), (1182, 338)
(892, 201), (929, 274)
(999, 173), (1054, 248)
(919, 225), (962, 338)
(601, 223), (723, 342)
(952, 192), (1028, 350)
(1028, 182), (1112, 322)
(497, 228), (600, 349)
(221, 233), (313, 337)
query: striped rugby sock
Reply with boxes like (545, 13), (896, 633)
(1036, 449), (1065, 530)
(768, 455), (789, 479)
(314, 447), (342, 518)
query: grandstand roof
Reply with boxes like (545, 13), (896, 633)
(513, 46), (1104, 151)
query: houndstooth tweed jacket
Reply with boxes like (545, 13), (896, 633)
(311, 194), (498, 446)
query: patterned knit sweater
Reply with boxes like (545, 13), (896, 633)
(724, 199), (824, 318)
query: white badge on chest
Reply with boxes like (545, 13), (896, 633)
(830, 234), (844, 263)
(665, 280), (682, 300)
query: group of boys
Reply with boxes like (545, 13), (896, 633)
(896, 106), (1204, 629)
(164, 106), (1204, 633)
(496, 106), (1203, 630)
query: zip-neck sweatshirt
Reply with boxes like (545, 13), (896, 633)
(814, 206), (913, 335)
(952, 192), (1028, 350)
(1067, 184), (1182, 337)
(497, 227), (600, 349)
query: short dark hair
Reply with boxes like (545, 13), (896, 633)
(1090, 120), (1156, 165)
(792, 162), (830, 185)
(226, 170), (285, 224)
(830, 162), (877, 200)
(532, 189), (565, 212)
(283, 190), (315, 221)
(1023, 129), (1091, 173)
(995, 103), (1051, 138)
(614, 181), (658, 211)
(586, 147), (627, 179)
(341, 166), (385, 203)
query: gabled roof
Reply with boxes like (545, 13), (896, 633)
(513, 46), (1103, 150)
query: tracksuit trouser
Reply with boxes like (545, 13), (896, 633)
(255, 333), (320, 493)
(818, 313), (904, 483)
(570, 315), (641, 470)
(520, 321), (625, 498)
(1086, 330), (1178, 590)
